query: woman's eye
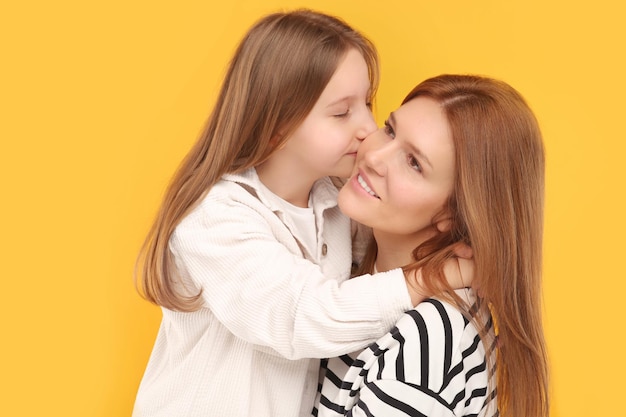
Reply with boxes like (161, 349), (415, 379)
(334, 109), (350, 118)
(383, 120), (395, 138)
(408, 155), (423, 173)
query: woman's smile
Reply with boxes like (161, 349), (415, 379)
(356, 173), (379, 198)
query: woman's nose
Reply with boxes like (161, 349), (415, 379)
(362, 130), (390, 176)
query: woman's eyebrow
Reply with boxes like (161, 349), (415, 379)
(390, 112), (433, 170)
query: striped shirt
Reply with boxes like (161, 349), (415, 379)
(314, 289), (498, 417)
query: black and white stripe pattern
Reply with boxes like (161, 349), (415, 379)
(314, 290), (498, 417)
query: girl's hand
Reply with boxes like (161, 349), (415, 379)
(404, 243), (474, 306)
(443, 256), (473, 290)
(451, 241), (473, 260)
(446, 241), (474, 289)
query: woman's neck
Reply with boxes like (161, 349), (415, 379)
(373, 229), (437, 272)
(374, 245), (413, 273)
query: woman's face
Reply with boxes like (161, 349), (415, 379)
(338, 96), (456, 249)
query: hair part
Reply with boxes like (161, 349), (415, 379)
(135, 9), (379, 312)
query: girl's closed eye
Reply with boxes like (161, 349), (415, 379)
(334, 108), (350, 118)
(383, 120), (395, 138)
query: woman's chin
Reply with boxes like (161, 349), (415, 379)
(337, 187), (370, 226)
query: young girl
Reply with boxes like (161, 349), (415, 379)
(132, 10), (470, 417)
(316, 74), (549, 417)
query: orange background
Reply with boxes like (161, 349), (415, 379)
(2, 0), (624, 415)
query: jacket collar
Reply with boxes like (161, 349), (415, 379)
(222, 168), (340, 213)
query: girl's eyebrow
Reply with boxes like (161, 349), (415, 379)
(327, 87), (370, 108)
(389, 112), (433, 170)
(326, 96), (351, 108)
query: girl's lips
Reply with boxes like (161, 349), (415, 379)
(355, 172), (379, 198)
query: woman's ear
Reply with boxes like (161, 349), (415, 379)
(270, 133), (287, 150)
(435, 217), (452, 233)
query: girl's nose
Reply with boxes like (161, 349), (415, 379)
(356, 110), (378, 141)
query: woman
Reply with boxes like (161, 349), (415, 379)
(316, 74), (549, 417)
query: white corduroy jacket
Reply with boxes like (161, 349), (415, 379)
(132, 168), (412, 417)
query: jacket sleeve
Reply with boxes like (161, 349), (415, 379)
(169, 194), (412, 360)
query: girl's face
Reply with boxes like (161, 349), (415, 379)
(338, 97), (456, 250)
(281, 48), (377, 180)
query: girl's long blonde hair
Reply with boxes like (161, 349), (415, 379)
(358, 74), (549, 417)
(135, 9), (379, 312)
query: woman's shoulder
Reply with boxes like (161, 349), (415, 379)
(387, 289), (490, 370)
(374, 290), (492, 401)
(397, 290), (477, 336)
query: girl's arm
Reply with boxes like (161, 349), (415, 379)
(170, 192), (471, 360)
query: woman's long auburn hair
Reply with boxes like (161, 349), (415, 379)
(358, 74), (549, 417)
(135, 9), (379, 312)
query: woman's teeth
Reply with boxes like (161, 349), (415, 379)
(357, 174), (379, 198)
